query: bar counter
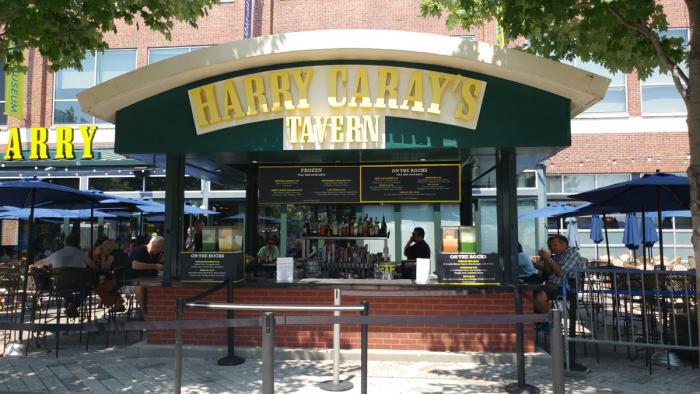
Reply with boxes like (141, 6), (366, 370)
(141, 277), (536, 353)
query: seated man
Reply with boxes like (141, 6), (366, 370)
(128, 236), (164, 314)
(37, 233), (94, 270)
(533, 234), (584, 313)
(35, 234), (95, 318)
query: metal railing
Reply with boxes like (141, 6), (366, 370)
(562, 267), (697, 373)
(174, 297), (561, 394)
(176, 301), (369, 394)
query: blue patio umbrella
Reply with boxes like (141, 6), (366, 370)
(622, 213), (642, 251)
(643, 216), (658, 247)
(565, 217), (580, 249)
(518, 203), (587, 220)
(222, 213), (281, 224)
(570, 172), (689, 270)
(0, 180), (110, 341)
(136, 202), (219, 215)
(590, 215), (604, 244)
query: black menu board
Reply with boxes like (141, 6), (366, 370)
(259, 166), (360, 204)
(437, 253), (501, 285)
(360, 164), (460, 203)
(180, 252), (244, 283)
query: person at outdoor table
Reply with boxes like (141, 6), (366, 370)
(128, 236), (164, 315)
(257, 238), (280, 263)
(130, 236), (164, 276)
(36, 234), (94, 270)
(518, 242), (541, 284)
(532, 234), (585, 313)
(93, 239), (129, 312)
(404, 227), (430, 260)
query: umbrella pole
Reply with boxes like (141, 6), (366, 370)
(19, 190), (36, 343)
(90, 203), (95, 257)
(656, 187), (665, 270)
(642, 211), (647, 270)
(603, 214), (611, 264)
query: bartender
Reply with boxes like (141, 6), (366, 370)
(404, 227), (431, 259)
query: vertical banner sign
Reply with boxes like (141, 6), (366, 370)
(243, 0), (253, 39)
(495, 25), (505, 48)
(1, 219), (19, 246)
(5, 65), (25, 119)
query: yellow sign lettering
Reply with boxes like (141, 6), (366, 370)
(4, 127), (23, 160)
(29, 127), (49, 160)
(55, 126), (75, 159)
(221, 81), (245, 121)
(269, 71), (295, 112)
(188, 84), (222, 127)
(348, 67), (373, 108)
(427, 72), (452, 115)
(328, 66), (347, 108)
(291, 68), (313, 110)
(243, 75), (269, 116)
(375, 68), (399, 109)
(80, 125), (97, 159)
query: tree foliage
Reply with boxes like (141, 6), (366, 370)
(420, 0), (687, 85)
(0, 0), (218, 71)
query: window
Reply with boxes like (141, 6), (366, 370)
(546, 174), (632, 194)
(0, 71), (6, 125)
(42, 177), (80, 189)
(54, 50), (136, 124)
(148, 46), (208, 64)
(567, 59), (626, 113)
(641, 28), (689, 114)
(145, 176), (202, 191)
(88, 176), (143, 192)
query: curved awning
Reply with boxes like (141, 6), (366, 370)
(78, 29), (609, 123)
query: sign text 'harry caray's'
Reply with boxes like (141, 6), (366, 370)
(2, 126), (98, 161)
(188, 65), (487, 150)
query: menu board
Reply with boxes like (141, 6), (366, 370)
(437, 253), (501, 285)
(1, 220), (18, 246)
(361, 164), (460, 203)
(180, 252), (244, 283)
(259, 166), (360, 204)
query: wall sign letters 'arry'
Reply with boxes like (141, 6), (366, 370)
(188, 65), (487, 150)
(2, 126), (98, 161)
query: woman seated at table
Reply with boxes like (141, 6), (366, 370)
(518, 243), (542, 284)
(93, 239), (130, 312)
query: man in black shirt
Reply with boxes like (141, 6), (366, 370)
(404, 227), (431, 260)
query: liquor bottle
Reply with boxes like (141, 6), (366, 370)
(380, 216), (387, 237)
(319, 217), (326, 236)
(369, 219), (375, 236)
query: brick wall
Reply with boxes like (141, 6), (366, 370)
(146, 287), (536, 352)
(549, 132), (689, 174)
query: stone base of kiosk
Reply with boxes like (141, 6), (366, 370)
(144, 285), (536, 353)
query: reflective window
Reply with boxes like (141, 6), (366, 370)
(54, 50), (136, 124)
(563, 175), (595, 193)
(595, 174), (631, 187)
(546, 175), (563, 194)
(567, 59), (627, 113)
(146, 176), (202, 191)
(641, 28), (689, 114)
(148, 46), (208, 64)
(88, 177), (142, 192)
(516, 171), (536, 188)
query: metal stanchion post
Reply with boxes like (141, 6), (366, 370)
(550, 309), (565, 394)
(262, 312), (275, 394)
(175, 300), (184, 394)
(360, 300), (369, 394)
(218, 278), (245, 366)
(320, 289), (353, 391)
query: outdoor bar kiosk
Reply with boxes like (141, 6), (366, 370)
(78, 30), (607, 353)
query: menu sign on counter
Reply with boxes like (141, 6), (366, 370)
(259, 166), (360, 204)
(437, 253), (500, 285)
(181, 252), (244, 283)
(360, 164), (460, 203)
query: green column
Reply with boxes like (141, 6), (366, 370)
(393, 204), (401, 262)
(163, 154), (186, 284)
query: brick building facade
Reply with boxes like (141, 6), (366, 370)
(0, 0), (693, 260)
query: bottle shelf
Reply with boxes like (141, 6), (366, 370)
(300, 235), (389, 240)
